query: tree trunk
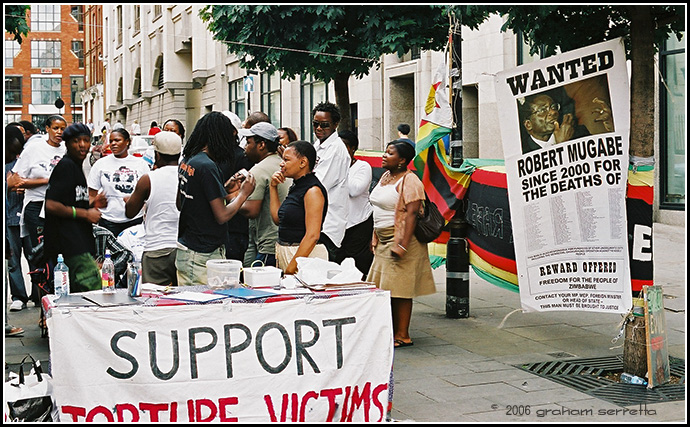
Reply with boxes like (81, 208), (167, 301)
(628, 5), (655, 158)
(623, 315), (648, 378)
(623, 5), (655, 379)
(333, 72), (352, 132)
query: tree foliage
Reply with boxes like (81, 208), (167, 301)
(488, 5), (684, 158)
(5, 5), (30, 44)
(200, 5), (489, 83)
(490, 5), (684, 58)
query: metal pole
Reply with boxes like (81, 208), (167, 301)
(445, 15), (470, 318)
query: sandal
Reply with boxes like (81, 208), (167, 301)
(394, 339), (414, 348)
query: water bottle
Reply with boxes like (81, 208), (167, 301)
(126, 261), (141, 297)
(620, 372), (648, 386)
(54, 254), (70, 299)
(101, 250), (115, 293)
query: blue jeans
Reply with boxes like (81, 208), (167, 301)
(7, 225), (28, 303)
(23, 201), (44, 303)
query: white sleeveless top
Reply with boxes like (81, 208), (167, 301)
(144, 165), (180, 252)
(369, 176), (404, 229)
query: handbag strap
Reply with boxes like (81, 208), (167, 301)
(17, 354), (44, 386)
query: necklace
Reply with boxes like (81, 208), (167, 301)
(381, 170), (406, 185)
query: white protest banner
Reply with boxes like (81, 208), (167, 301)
(494, 38), (632, 313)
(47, 292), (393, 422)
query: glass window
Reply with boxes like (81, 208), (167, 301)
(5, 114), (22, 127)
(5, 76), (22, 105)
(261, 72), (281, 128)
(31, 4), (61, 32)
(71, 40), (84, 68)
(71, 76), (84, 105)
(117, 6), (123, 46)
(300, 74), (328, 141)
(229, 78), (246, 120)
(133, 6), (141, 33)
(5, 39), (21, 67)
(70, 5), (84, 31)
(516, 30), (559, 66)
(660, 33), (685, 207)
(32, 115), (52, 132)
(32, 77), (61, 105)
(154, 5), (162, 20)
(31, 40), (61, 68)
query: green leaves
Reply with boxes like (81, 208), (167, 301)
(4, 5), (29, 44)
(199, 5), (455, 83)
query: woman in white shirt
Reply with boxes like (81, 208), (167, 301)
(88, 128), (150, 238)
(334, 130), (374, 278)
(7, 115), (67, 304)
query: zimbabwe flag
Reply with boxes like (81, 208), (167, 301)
(412, 60), (472, 222)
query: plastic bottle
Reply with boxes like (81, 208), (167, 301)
(54, 254), (70, 299)
(620, 372), (648, 385)
(101, 250), (115, 293)
(126, 261), (141, 297)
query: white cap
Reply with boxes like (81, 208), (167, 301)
(221, 110), (243, 132)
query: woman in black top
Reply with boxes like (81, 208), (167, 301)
(269, 141), (328, 274)
(44, 123), (107, 291)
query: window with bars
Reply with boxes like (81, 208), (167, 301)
(154, 5), (162, 20)
(5, 76), (22, 105)
(31, 4), (60, 32)
(71, 40), (84, 68)
(31, 40), (61, 68)
(5, 39), (21, 67)
(300, 74), (328, 141)
(32, 77), (61, 105)
(229, 79), (246, 120)
(261, 72), (282, 128)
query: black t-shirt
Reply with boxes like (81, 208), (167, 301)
(278, 173), (328, 244)
(178, 151), (228, 252)
(219, 146), (254, 236)
(44, 154), (95, 259)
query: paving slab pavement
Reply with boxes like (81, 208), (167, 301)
(4, 223), (686, 422)
(389, 222), (686, 422)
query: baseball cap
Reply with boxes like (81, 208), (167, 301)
(246, 122), (279, 142)
(153, 131), (182, 155)
(221, 110), (243, 132)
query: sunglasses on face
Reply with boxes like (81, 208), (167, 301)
(312, 121), (332, 129)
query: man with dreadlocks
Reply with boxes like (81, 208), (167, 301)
(176, 112), (256, 286)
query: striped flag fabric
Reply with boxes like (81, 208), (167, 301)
(412, 60), (472, 222)
(626, 164), (654, 293)
(464, 164), (518, 293)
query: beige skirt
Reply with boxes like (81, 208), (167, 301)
(275, 242), (329, 272)
(366, 227), (436, 299)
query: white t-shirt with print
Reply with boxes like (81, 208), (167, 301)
(11, 139), (65, 204)
(87, 154), (150, 223)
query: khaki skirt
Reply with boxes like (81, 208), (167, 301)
(366, 227), (436, 299)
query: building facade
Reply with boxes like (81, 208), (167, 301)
(13, 5), (680, 225)
(5, 5), (85, 130)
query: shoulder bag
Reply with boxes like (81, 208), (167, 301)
(401, 173), (445, 243)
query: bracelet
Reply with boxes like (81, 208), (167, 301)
(72, 206), (77, 219)
(398, 244), (407, 252)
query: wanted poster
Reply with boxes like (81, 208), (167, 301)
(495, 38), (632, 313)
